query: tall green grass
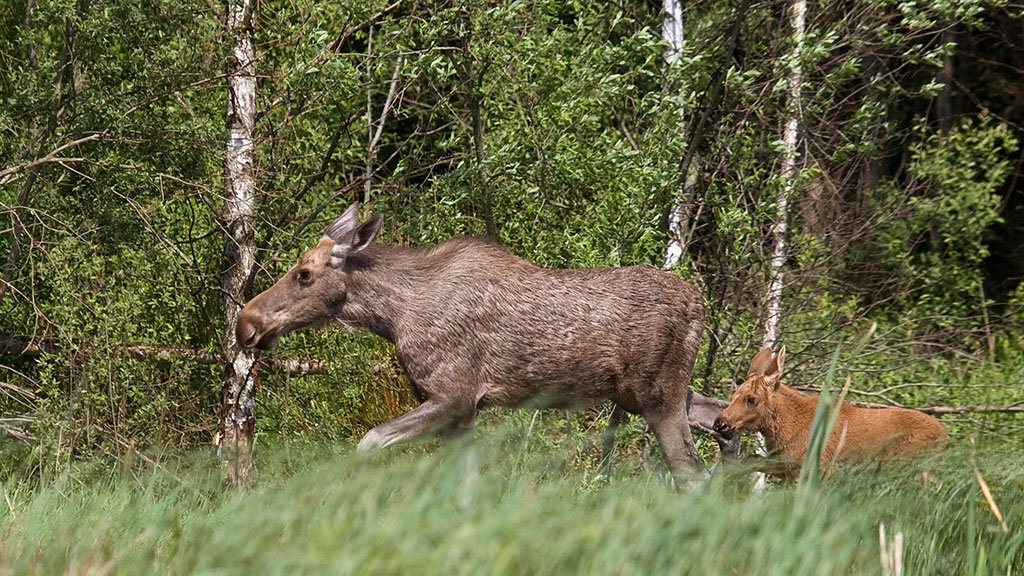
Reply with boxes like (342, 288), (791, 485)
(799, 334), (864, 487)
(1, 431), (1020, 575)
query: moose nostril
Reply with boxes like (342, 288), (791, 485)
(713, 418), (727, 432)
(236, 319), (258, 348)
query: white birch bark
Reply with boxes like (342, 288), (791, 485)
(662, 0), (696, 270)
(219, 0), (258, 487)
(364, 25), (374, 204)
(762, 0), (806, 351)
(753, 0), (805, 493)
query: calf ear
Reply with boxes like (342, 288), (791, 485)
(763, 346), (786, 389)
(748, 348), (775, 376)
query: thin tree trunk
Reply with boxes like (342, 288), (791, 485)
(936, 28), (955, 137)
(662, 0), (749, 270)
(754, 0), (805, 493)
(219, 0), (258, 488)
(445, 25), (495, 239)
(443, 13), (496, 240)
(856, 53), (889, 209)
(930, 27), (956, 255)
(762, 0), (806, 351)
(469, 88), (496, 240)
(662, 0), (693, 270)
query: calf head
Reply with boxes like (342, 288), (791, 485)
(713, 346), (786, 439)
(236, 203), (382, 350)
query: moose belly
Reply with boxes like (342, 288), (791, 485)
(477, 372), (619, 410)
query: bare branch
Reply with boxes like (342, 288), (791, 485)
(368, 52), (405, 155)
(0, 133), (99, 185)
(365, 51), (405, 203)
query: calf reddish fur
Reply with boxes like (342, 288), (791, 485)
(236, 203), (720, 480)
(714, 347), (948, 480)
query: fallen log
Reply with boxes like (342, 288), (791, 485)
(1, 334), (338, 376)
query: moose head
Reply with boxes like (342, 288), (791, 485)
(713, 346), (786, 439)
(236, 204), (382, 350)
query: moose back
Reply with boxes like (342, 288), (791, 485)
(237, 204), (713, 479)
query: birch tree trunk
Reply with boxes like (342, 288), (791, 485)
(752, 0), (805, 492)
(218, 0), (258, 488)
(762, 0), (806, 351)
(364, 25), (374, 205)
(662, 0), (697, 270)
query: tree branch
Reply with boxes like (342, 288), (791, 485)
(0, 133), (99, 186)
(365, 51), (405, 203)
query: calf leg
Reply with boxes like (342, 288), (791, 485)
(357, 399), (474, 451)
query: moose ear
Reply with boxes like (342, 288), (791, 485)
(323, 203), (361, 243)
(763, 345), (785, 389)
(330, 213), (382, 267)
(349, 214), (382, 252)
(748, 348), (775, 376)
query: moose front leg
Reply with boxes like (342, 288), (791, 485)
(357, 399), (475, 451)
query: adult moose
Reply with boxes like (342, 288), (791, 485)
(713, 346), (948, 481)
(237, 203), (726, 481)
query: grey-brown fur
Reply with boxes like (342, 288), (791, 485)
(237, 203), (721, 480)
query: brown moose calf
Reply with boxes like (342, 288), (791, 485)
(713, 346), (948, 480)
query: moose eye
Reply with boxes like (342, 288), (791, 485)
(745, 397), (756, 406)
(296, 269), (312, 283)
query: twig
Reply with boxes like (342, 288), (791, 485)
(3, 489), (15, 520)
(1, 334), (348, 377)
(368, 52), (405, 156)
(796, 384), (1024, 414)
(971, 435), (1009, 533)
(0, 134), (100, 185)
(847, 401), (1024, 415)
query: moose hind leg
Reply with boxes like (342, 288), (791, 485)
(357, 399), (470, 452)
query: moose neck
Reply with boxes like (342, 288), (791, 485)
(761, 383), (819, 453)
(335, 243), (433, 343)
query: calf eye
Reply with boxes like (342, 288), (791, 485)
(745, 397), (756, 406)
(297, 269), (312, 283)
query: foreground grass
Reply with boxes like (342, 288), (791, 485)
(0, 434), (1021, 575)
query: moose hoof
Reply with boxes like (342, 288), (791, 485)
(357, 429), (387, 452)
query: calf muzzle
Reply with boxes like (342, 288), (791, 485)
(712, 416), (735, 440)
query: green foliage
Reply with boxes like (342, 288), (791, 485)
(869, 118), (1017, 333)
